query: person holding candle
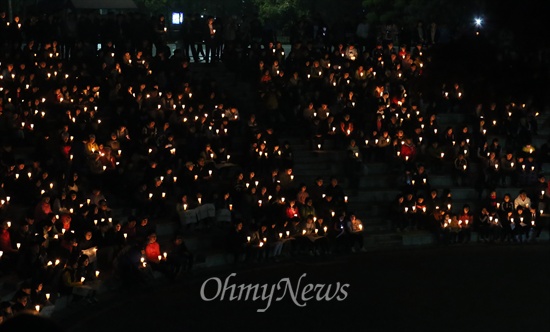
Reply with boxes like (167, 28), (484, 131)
(59, 258), (88, 302)
(121, 216), (138, 244)
(526, 207), (539, 242)
(513, 190), (532, 210)
(480, 190), (497, 214)
(510, 206), (527, 243)
(345, 214), (365, 252)
(34, 194), (53, 224)
(484, 152), (500, 188)
(413, 195), (429, 230)
(299, 198), (316, 222)
(476, 207), (492, 243)
(284, 199), (300, 220)
(453, 153), (469, 187)
(144, 233), (171, 277)
(457, 204), (473, 243)
(412, 164), (430, 195)
(500, 151), (517, 187)
(0, 221), (18, 271)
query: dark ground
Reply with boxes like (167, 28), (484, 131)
(54, 243), (550, 332)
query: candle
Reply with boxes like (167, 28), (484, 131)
(258, 200), (262, 207)
(55, 259), (60, 265)
(302, 229), (306, 235)
(247, 236), (251, 243)
(96, 270), (100, 277)
(46, 293), (50, 301)
(323, 226), (328, 233)
(81, 277), (85, 283)
(158, 255), (162, 261)
(124, 233), (127, 239)
(344, 196), (348, 203)
(286, 231), (290, 237)
(163, 252), (168, 259)
(16, 243), (21, 249)
(198, 197), (202, 205)
(279, 233), (283, 239)
(162, 192), (166, 198)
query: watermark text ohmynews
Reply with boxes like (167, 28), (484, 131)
(200, 273), (350, 312)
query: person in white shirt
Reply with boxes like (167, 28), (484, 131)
(513, 190), (531, 210)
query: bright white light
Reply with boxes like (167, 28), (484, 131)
(474, 18), (483, 27)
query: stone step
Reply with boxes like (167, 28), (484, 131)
(293, 161), (336, 172)
(436, 113), (468, 126)
(351, 189), (402, 202)
(294, 149), (345, 163)
(292, 169), (339, 181)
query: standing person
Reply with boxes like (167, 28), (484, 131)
(152, 14), (167, 53)
(205, 17), (217, 63)
(181, 14), (193, 59)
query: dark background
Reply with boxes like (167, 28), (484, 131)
(57, 244), (550, 332)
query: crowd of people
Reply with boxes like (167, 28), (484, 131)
(235, 9), (550, 252)
(0, 8), (548, 322)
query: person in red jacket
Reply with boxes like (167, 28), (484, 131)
(400, 138), (417, 162)
(144, 233), (171, 278)
(145, 233), (161, 263)
(0, 220), (17, 254)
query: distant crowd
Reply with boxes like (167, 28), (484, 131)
(0, 8), (549, 323)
